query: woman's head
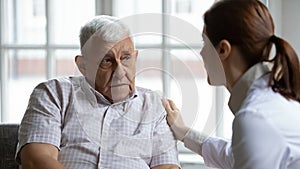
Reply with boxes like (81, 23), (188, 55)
(203, 0), (300, 102)
(204, 0), (274, 67)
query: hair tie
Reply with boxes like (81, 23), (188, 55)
(269, 35), (277, 42)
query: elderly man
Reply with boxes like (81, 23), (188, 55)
(16, 15), (180, 169)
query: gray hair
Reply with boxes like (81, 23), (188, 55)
(79, 15), (131, 51)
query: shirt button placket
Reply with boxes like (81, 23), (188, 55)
(99, 106), (114, 169)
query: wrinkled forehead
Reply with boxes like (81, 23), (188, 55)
(108, 37), (134, 52)
(81, 33), (133, 62)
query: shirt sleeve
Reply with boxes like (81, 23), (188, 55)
(232, 110), (289, 169)
(150, 110), (180, 168)
(16, 81), (64, 164)
(184, 129), (234, 169)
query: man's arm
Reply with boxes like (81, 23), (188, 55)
(151, 164), (179, 169)
(20, 143), (66, 169)
(16, 81), (66, 168)
(150, 112), (181, 168)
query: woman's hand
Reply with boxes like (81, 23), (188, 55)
(162, 98), (190, 141)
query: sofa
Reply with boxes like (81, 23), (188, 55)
(0, 124), (19, 169)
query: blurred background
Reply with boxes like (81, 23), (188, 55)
(0, 0), (299, 168)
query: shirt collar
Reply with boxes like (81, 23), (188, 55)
(81, 77), (138, 106)
(229, 63), (270, 114)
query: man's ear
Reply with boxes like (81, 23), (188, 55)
(216, 39), (231, 61)
(134, 50), (138, 59)
(75, 55), (86, 75)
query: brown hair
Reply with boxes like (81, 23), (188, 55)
(204, 0), (300, 102)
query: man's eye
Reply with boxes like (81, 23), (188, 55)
(122, 55), (131, 61)
(100, 57), (113, 68)
(102, 58), (112, 63)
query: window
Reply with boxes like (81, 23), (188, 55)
(0, 0), (95, 122)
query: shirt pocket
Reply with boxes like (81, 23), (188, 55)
(101, 117), (155, 158)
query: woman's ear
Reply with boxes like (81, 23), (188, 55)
(216, 39), (231, 61)
(75, 55), (86, 75)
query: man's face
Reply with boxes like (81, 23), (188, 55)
(95, 37), (138, 102)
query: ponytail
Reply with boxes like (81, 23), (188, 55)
(268, 35), (300, 102)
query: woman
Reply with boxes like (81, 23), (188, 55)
(162, 0), (300, 168)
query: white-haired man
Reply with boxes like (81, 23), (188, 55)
(16, 15), (180, 169)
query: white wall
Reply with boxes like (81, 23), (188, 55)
(269, 0), (300, 56)
(282, 0), (300, 56)
(268, 0), (282, 36)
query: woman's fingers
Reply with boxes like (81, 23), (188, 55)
(162, 98), (182, 127)
(162, 98), (172, 112)
(162, 98), (178, 112)
(161, 98), (190, 141)
(162, 98), (177, 125)
(168, 99), (179, 111)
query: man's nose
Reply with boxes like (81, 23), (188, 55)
(113, 62), (126, 79)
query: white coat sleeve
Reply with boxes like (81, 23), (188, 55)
(183, 129), (234, 169)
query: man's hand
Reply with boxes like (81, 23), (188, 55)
(20, 143), (66, 169)
(151, 164), (180, 169)
(162, 98), (190, 141)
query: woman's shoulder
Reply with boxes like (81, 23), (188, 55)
(240, 74), (300, 117)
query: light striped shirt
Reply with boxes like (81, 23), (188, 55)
(16, 76), (180, 169)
